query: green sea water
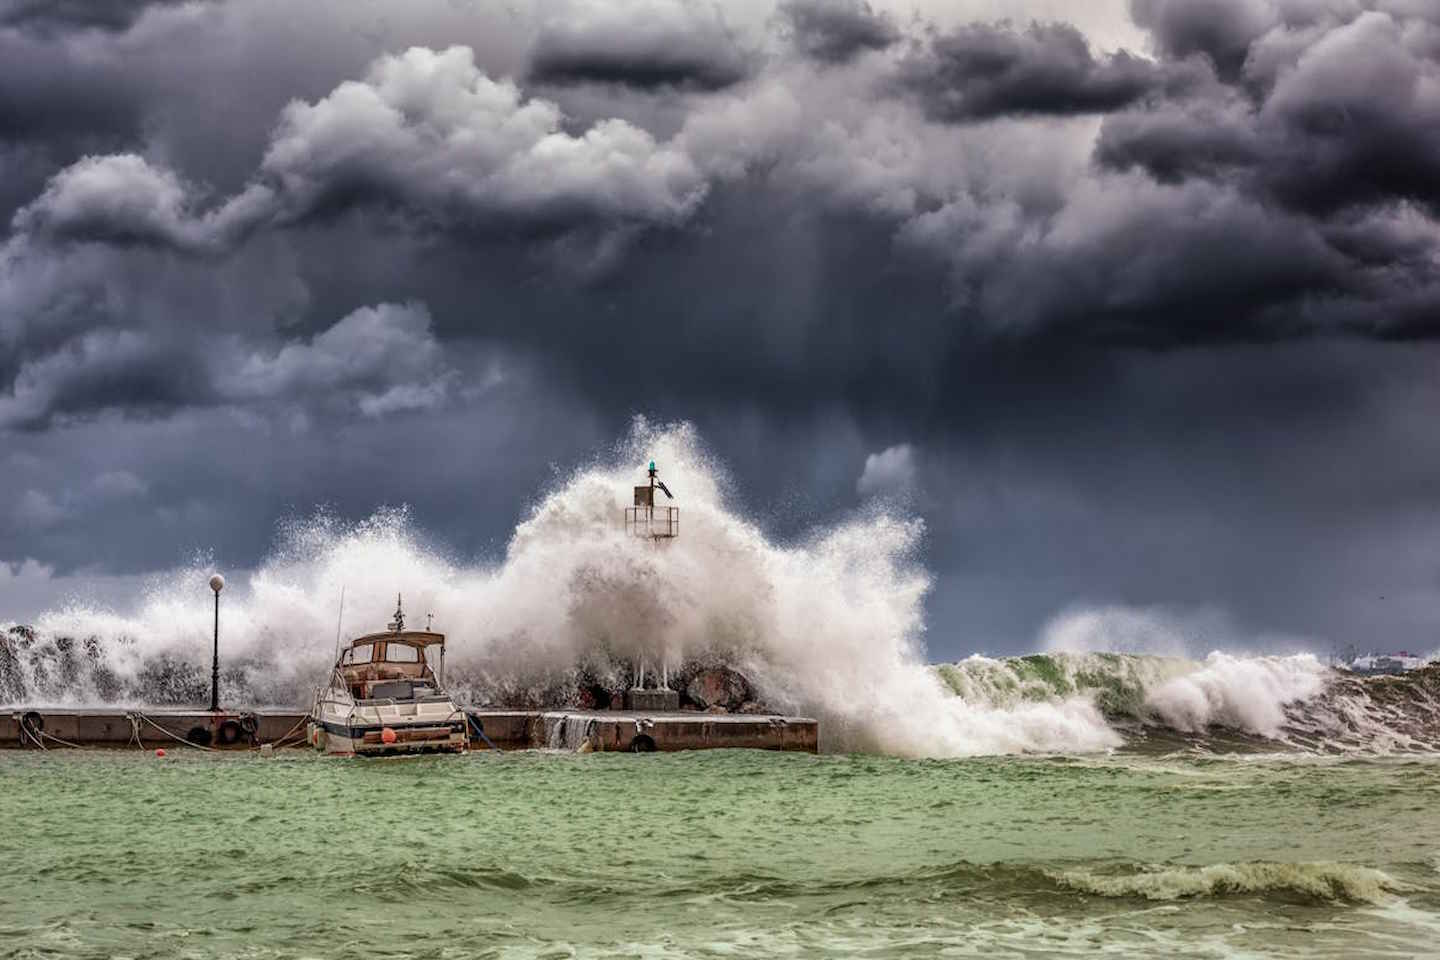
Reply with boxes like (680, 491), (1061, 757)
(4, 749), (1439, 959)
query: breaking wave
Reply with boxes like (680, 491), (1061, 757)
(2, 420), (1438, 757)
(1051, 861), (1407, 904)
(936, 652), (1440, 752)
(664, 860), (1414, 907)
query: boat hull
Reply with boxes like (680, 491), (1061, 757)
(307, 718), (467, 756)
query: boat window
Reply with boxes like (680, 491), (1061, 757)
(384, 643), (420, 663)
(346, 643), (374, 664)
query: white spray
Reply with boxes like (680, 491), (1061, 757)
(0, 421), (1128, 755)
(4, 421), (1423, 756)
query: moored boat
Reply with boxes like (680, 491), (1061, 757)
(307, 597), (467, 756)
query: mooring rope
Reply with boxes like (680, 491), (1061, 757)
(126, 711), (218, 752)
(18, 719), (46, 751)
(38, 729), (84, 749)
(466, 713), (502, 752)
(264, 714), (310, 749)
(22, 710), (492, 753)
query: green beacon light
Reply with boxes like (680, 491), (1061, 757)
(649, 461), (655, 471)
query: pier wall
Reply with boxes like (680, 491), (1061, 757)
(0, 707), (818, 754)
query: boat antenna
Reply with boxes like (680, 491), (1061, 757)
(332, 585), (346, 662)
(389, 593), (405, 633)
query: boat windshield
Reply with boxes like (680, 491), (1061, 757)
(344, 643), (374, 664)
(383, 643), (420, 663)
(340, 640), (430, 666)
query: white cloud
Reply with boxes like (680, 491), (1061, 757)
(0, 558), (191, 626)
(0, 557), (53, 585)
(1041, 605), (1318, 658)
(13, 489), (66, 529)
(857, 443), (917, 496)
(0, 558), (57, 621)
(12, 46), (711, 261)
(92, 470), (148, 498)
(261, 45), (708, 228)
(220, 301), (458, 417)
(10, 154), (269, 255)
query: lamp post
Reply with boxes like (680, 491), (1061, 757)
(208, 573), (225, 712)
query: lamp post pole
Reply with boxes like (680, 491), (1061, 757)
(209, 574), (225, 712)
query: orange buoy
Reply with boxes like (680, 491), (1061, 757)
(155, 748), (166, 758)
(381, 727), (397, 745)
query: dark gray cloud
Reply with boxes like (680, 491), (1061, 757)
(0, 296), (466, 431)
(898, 21), (1184, 121)
(4, 0), (1440, 656)
(0, 32), (140, 147)
(1103, 6), (1440, 217)
(776, 0), (900, 64)
(527, 0), (751, 91)
(0, 0), (187, 33)
(1094, 97), (1260, 184)
(1129, 0), (1275, 79)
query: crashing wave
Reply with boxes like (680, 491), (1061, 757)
(936, 653), (1440, 752)
(2, 420), (1438, 757)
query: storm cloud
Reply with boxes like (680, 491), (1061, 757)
(1098, 6), (1440, 217)
(528, 0), (753, 90)
(3, 0), (1440, 656)
(897, 20), (1183, 121)
(0, 0), (192, 32)
(777, 0), (900, 64)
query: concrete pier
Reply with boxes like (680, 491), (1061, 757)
(0, 708), (305, 749)
(0, 707), (818, 753)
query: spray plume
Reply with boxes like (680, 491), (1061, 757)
(3, 420), (1436, 756)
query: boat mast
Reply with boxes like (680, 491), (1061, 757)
(388, 593), (405, 633)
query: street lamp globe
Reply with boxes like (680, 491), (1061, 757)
(209, 574), (225, 594)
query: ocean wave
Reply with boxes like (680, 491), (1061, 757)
(1051, 861), (1408, 904)
(571, 860), (1415, 908)
(935, 652), (1440, 753)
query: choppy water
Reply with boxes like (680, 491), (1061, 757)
(5, 749), (1439, 959)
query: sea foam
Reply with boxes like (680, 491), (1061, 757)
(1053, 861), (1407, 904)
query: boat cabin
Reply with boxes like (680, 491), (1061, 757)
(338, 630), (447, 702)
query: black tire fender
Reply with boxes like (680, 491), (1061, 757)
(217, 719), (244, 745)
(20, 712), (43, 739)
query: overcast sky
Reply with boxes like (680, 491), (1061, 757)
(2, 0), (1439, 658)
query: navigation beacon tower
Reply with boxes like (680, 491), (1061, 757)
(624, 460), (681, 710)
(626, 459), (678, 539)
